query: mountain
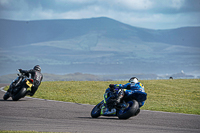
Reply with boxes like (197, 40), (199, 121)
(0, 72), (195, 83)
(0, 17), (200, 76)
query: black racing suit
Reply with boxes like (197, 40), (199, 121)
(104, 86), (124, 110)
(20, 69), (43, 96)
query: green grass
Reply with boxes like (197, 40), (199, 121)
(141, 79), (200, 115)
(4, 79), (200, 115)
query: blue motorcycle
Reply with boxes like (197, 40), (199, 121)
(91, 84), (147, 119)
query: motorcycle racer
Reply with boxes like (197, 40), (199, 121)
(92, 77), (147, 119)
(6, 65), (43, 97)
(123, 77), (146, 107)
(102, 77), (146, 115)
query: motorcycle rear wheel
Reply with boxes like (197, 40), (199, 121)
(117, 100), (139, 119)
(12, 88), (27, 101)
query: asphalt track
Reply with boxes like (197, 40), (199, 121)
(0, 84), (200, 133)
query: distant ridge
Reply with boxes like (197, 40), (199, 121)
(1, 17), (200, 48)
(0, 17), (200, 76)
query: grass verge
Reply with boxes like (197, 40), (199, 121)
(4, 79), (200, 115)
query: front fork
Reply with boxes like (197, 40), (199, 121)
(12, 77), (22, 87)
(8, 77), (22, 93)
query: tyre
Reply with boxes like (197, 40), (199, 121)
(12, 88), (27, 101)
(117, 100), (139, 119)
(3, 92), (10, 100)
(91, 100), (104, 118)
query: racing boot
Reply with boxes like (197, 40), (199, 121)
(25, 90), (32, 96)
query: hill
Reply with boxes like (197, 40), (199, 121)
(0, 17), (200, 76)
(0, 72), (195, 83)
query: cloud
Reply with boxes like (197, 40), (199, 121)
(0, 0), (200, 29)
(111, 0), (154, 10)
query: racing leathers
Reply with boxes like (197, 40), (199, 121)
(19, 69), (43, 96)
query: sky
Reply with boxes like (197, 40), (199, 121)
(0, 0), (200, 29)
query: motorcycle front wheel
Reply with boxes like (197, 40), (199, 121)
(3, 92), (10, 100)
(91, 100), (104, 118)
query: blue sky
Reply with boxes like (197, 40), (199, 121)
(0, 0), (200, 29)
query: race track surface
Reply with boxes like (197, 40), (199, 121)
(0, 84), (200, 133)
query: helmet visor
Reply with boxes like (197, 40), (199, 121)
(130, 78), (138, 83)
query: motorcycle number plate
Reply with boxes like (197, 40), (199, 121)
(26, 80), (33, 88)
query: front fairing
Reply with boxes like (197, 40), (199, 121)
(124, 82), (146, 101)
(124, 87), (147, 108)
(11, 76), (21, 85)
(125, 90), (147, 102)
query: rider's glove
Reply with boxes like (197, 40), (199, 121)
(127, 84), (131, 90)
(109, 84), (115, 89)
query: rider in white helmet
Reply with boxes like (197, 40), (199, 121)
(129, 77), (139, 83)
(123, 77), (146, 108)
(123, 77), (144, 91)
